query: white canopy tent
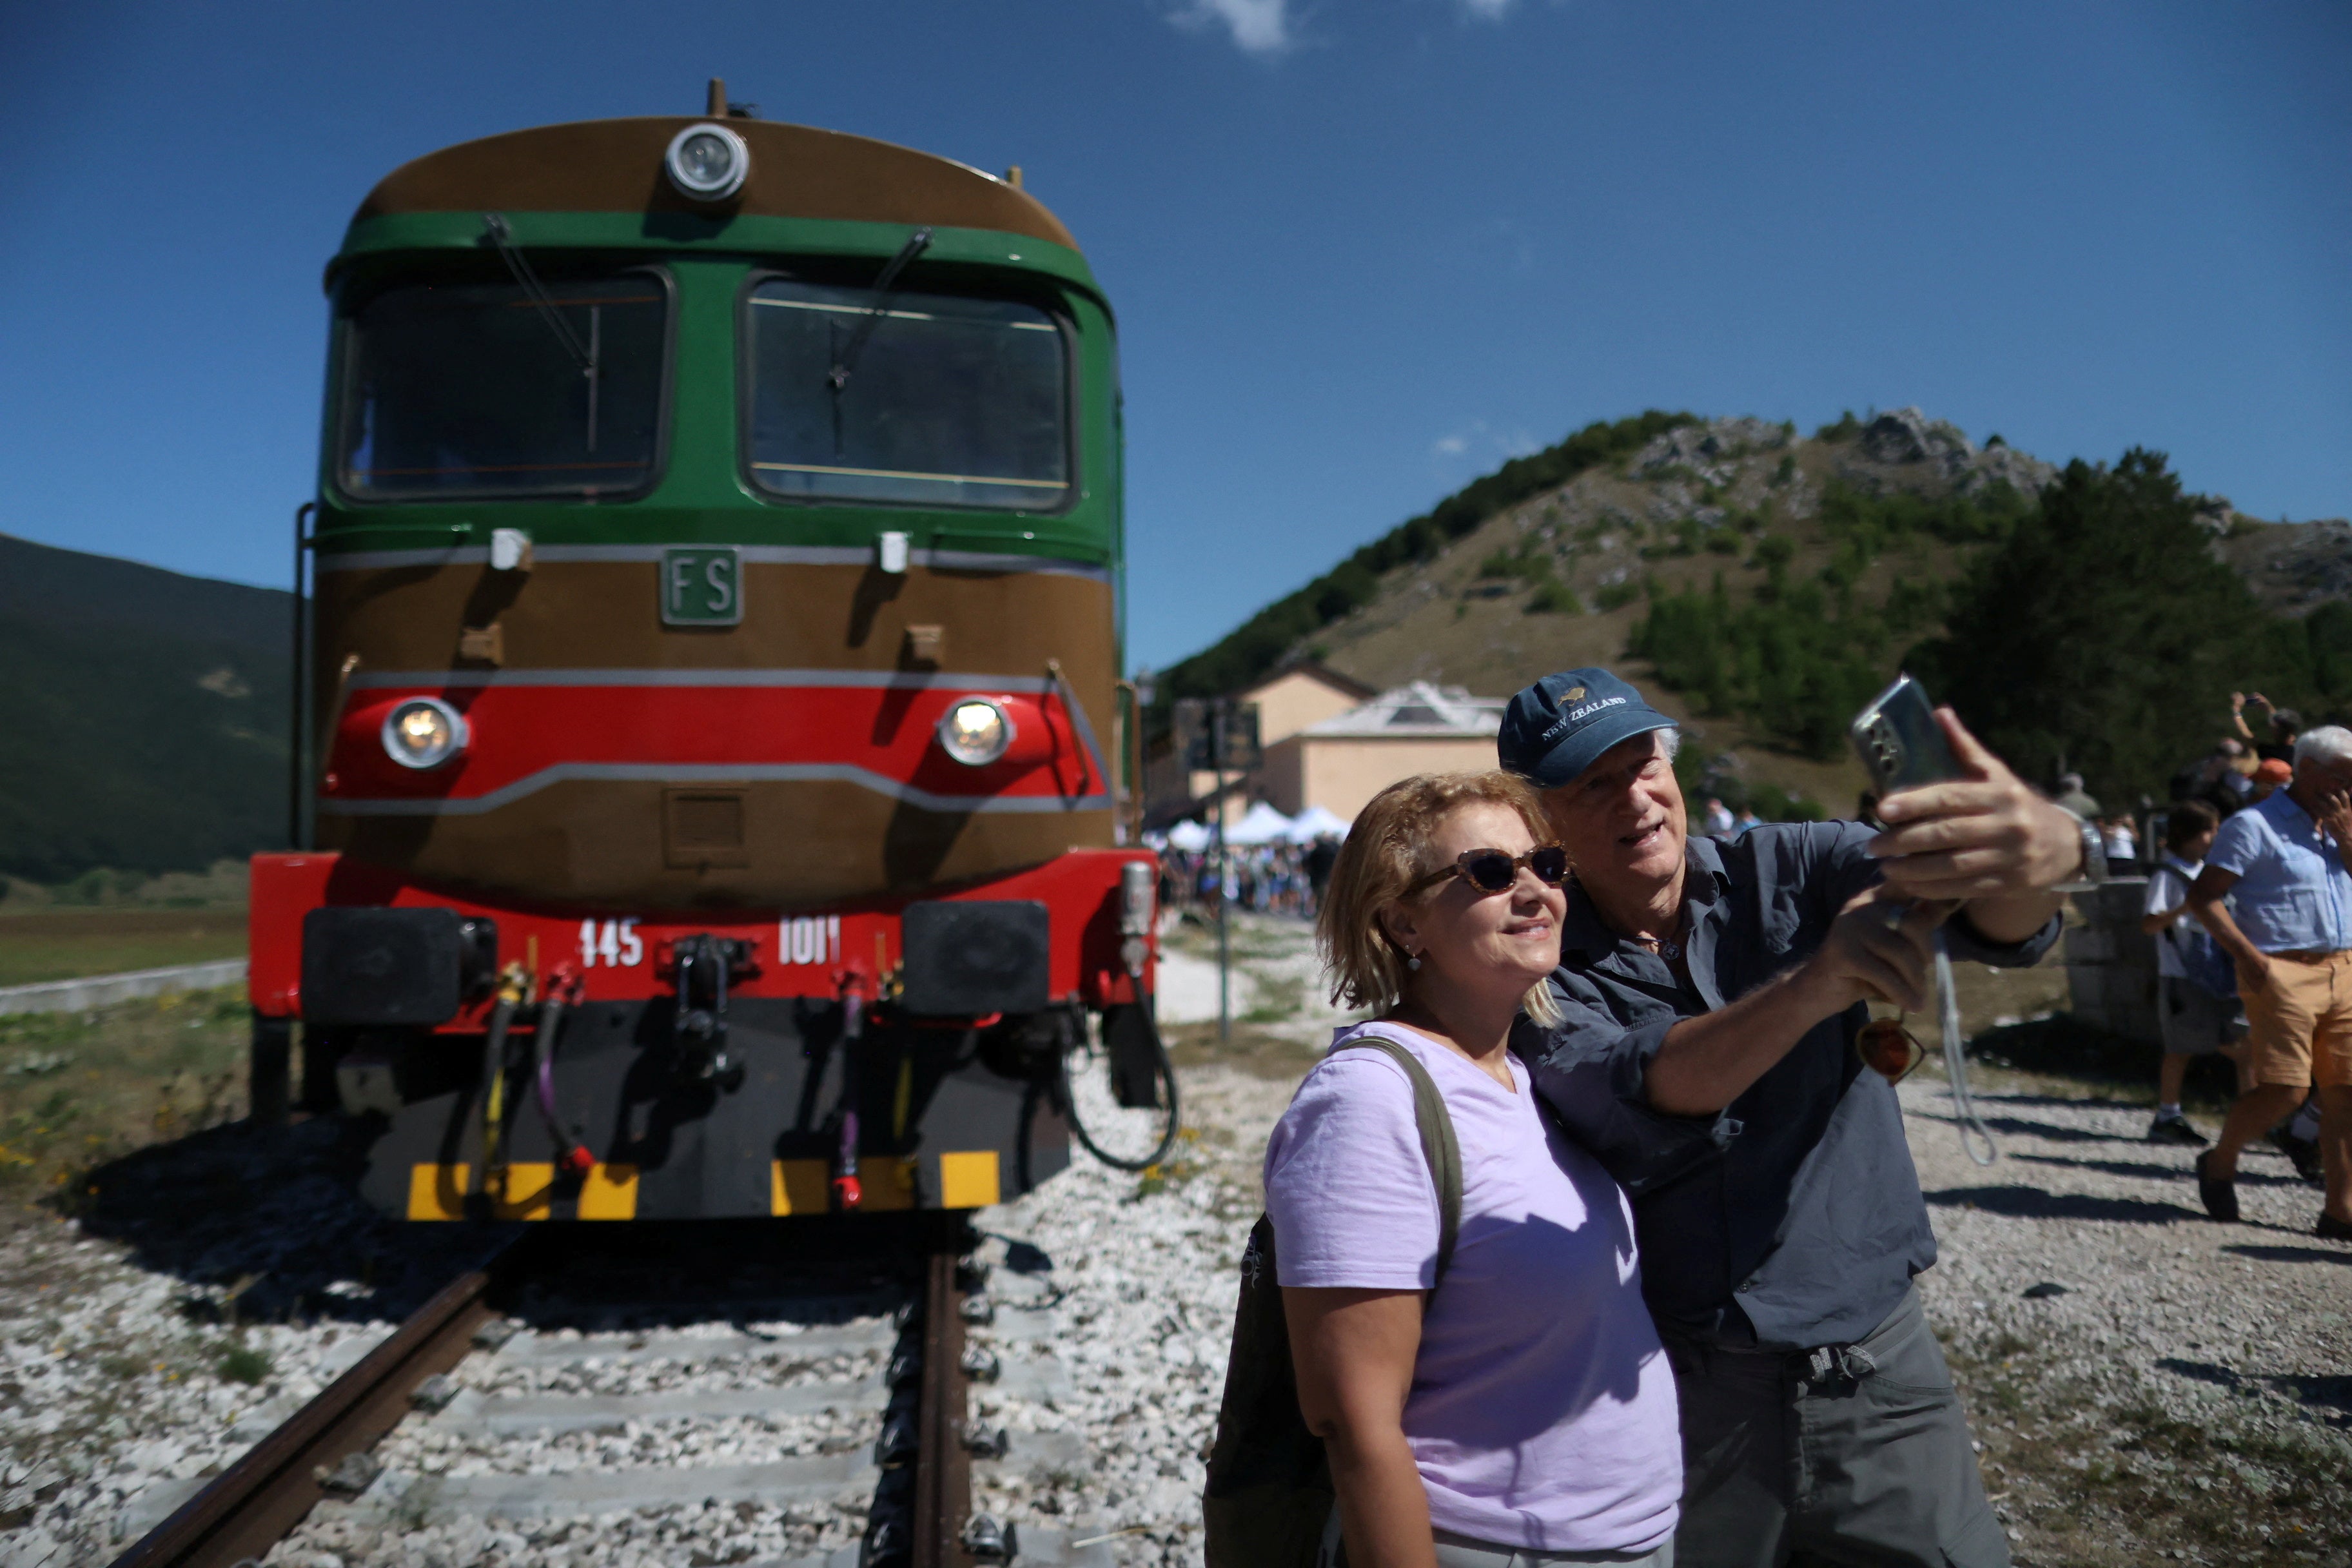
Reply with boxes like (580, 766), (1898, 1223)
(1223, 801), (1297, 846)
(1163, 819), (1213, 853)
(1285, 805), (1351, 842)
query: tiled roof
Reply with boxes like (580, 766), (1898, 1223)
(1298, 680), (1504, 740)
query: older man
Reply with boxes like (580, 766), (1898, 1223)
(2185, 725), (2352, 1240)
(1499, 668), (2091, 1568)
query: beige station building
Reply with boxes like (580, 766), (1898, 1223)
(1145, 663), (1507, 830)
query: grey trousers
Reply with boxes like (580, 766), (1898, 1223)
(1433, 1528), (1674, 1566)
(1662, 1286), (2009, 1568)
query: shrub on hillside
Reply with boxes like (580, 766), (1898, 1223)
(1630, 482), (2024, 760)
(1157, 410), (1696, 707)
(1912, 449), (2329, 806)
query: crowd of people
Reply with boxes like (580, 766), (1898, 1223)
(1157, 837), (1340, 919)
(2135, 690), (2344, 1235)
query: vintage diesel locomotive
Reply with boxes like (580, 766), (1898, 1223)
(248, 85), (1168, 1224)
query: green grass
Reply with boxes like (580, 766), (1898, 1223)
(215, 1344), (273, 1384)
(0, 985), (250, 1216)
(0, 906), (246, 986)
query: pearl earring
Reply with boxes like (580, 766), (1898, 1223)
(1407, 954), (1422, 971)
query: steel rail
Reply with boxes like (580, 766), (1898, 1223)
(910, 1248), (976, 1568)
(107, 1235), (533, 1568)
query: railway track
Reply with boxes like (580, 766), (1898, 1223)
(106, 1223), (1110, 1568)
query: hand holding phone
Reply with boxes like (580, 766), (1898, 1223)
(1851, 680), (2082, 901)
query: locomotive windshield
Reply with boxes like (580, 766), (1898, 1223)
(337, 273), (669, 500)
(744, 280), (1069, 511)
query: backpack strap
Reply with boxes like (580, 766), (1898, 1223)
(1327, 1036), (1464, 1291)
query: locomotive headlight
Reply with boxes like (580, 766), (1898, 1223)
(382, 698), (468, 770)
(664, 122), (750, 201)
(937, 698), (1013, 767)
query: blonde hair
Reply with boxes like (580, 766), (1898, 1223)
(1317, 770), (1565, 1026)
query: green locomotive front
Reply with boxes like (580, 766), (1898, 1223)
(247, 93), (1165, 1224)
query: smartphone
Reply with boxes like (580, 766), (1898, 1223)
(1850, 674), (1962, 798)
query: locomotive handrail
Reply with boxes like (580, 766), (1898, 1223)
(288, 500), (315, 849)
(1045, 658), (1110, 803)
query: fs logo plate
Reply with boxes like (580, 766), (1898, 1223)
(662, 547), (742, 626)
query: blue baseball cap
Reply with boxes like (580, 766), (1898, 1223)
(1498, 668), (1678, 788)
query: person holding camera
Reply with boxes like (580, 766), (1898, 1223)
(2183, 726), (2352, 1240)
(1498, 669), (2090, 1568)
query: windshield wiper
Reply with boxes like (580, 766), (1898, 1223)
(827, 226), (934, 394)
(482, 211), (602, 452)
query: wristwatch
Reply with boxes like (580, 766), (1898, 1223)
(2052, 808), (2108, 894)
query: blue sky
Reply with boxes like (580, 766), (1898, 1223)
(1, 1), (2346, 671)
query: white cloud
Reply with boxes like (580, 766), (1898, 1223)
(1173, 0), (1293, 55)
(1432, 421), (1538, 463)
(1456, 0), (1515, 17)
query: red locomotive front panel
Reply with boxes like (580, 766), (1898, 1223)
(250, 848), (1161, 1222)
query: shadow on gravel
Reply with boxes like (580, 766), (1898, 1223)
(2155, 1358), (2352, 1424)
(2004, 1152), (2312, 1193)
(2008, 1152), (2191, 1182)
(2225, 1242), (2352, 1267)
(70, 1116), (517, 1328)
(71, 1117), (969, 1335)
(1968, 1113), (2132, 1145)
(1924, 1184), (2195, 1224)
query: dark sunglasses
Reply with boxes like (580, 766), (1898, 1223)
(1407, 845), (1571, 897)
(1856, 1017), (1926, 1084)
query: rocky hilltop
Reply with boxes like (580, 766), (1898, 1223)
(1164, 409), (2344, 811)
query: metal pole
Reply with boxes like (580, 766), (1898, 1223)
(1213, 702), (1230, 1046)
(288, 502), (315, 849)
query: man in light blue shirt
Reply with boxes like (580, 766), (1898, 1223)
(2188, 725), (2352, 1241)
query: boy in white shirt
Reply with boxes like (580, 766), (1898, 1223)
(2139, 800), (2240, 1143)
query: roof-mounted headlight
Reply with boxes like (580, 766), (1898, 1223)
(665, 122), (750, 202)
(382, 698), (468, 771)
(937, 698), (1014, 767)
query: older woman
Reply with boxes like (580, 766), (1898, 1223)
(1266, 771), (1680, 1568)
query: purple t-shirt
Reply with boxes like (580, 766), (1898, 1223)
(1264, 1021), (1681, 1554)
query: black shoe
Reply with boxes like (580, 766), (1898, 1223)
(2147, 1113), (2210, 1147)
(2270, 1128), (2325, 1186)
(2318, 1213), (2352, 1244)
(2194, 1151), (2240, 1222)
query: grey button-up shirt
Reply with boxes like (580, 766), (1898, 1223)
(1511, 821), (2059, 1351)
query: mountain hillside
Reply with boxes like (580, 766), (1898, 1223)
(0, 534), (291, 881)
(1162, 409), (2350, 814)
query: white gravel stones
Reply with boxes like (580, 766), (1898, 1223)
(1900, 1072), (2351, 1553)
(0, 1116), (507, 1568)
(961, 1059), (1291, 1568)
(1150, 946), (1255, 1026)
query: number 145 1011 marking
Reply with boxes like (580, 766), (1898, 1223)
(578, 918), (643, 968)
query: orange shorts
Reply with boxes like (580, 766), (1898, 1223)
(2240, 949), (2352, 1090)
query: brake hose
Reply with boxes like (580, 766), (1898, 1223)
(833, 986), (865, 1210)
(475, 986), (518, 1197)
(1061, 1004), (1182, 1173)
(533, 966), (594, 1176)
